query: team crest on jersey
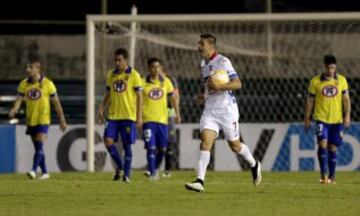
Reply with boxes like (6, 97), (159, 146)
(27, 88), (42, 100)
(322, 85), (338, 97)
(113, 80), (127, 93)
(148, 88), (164, 100)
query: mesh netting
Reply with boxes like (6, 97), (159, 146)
(94, 19), (360, 123)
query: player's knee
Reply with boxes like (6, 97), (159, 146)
(318, 140), (328, 149)
(227, 140), (241, 152)
(34, 133), (46, 142)
(104, 138), (114, 147)
(329, 144), (337, 152)
(230, 143), (241, 152)
(200, 142), (212, 151)
(230, 145), (241, 153)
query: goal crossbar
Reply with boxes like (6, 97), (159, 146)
(87, 12), (360, 23)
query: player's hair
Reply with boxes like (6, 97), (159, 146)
(200, 33), (217, 46)
(324, 55), (336, 65)
(114, 48), (128, 59)
(28, 56), (42, 64)
(147, 57), (162, 66)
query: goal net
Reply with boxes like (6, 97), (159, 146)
(86, 13), (360, 171)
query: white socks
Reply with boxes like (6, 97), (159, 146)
(196, 150), (211, 181)
(196, 144), (255, 181)
(238, 144), (256, 168)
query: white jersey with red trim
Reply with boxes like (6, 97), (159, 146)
(201, 53), (239, 111)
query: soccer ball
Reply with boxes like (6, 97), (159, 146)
(211, 69), (229, 85)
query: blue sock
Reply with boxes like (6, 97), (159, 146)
(106, 145), (123, 171)
(32, 141), (44, 172)
(328, 151), (337, 180)
(123, 143), (132, 178)
(156, 149), (165, 169)
(317, 147), (328, 176)
(40, 154), (48, 174)
(147, 149), (156, 176)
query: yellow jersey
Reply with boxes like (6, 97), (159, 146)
(142, 75), (174, 124)
(18, 76), (57, 126)
(308, 73), (349, 124)
(106, 67), (143, 121)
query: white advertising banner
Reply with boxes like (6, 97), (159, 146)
(16, 123), (360, 172)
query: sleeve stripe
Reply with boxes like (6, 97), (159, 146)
(229, 73), (238, 79)
(134, 86), (143, 91)
(106, 86), (110, 91)
(18, 92), (24, 96)
(50, 93), (57, 97)
(342, 90), (349, 94)
(167, 92), (174, 96)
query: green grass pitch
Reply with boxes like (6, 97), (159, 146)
(1, 171), (360, 216)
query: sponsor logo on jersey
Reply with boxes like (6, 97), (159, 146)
(27, 88), (42, 100)
(113, 80), (127, 93)
(148, 88), (164, 100)
(322, 85), (338, 97)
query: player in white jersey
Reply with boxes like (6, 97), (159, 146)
(185, 34), (261, 192)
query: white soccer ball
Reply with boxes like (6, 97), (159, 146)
(211, 69), (229, 85)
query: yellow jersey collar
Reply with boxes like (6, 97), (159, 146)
(113, 66), (132, 74)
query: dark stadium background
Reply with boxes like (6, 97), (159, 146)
(0, 0), (359, 124)
(1, 0), (360, 34)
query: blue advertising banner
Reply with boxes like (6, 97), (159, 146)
(273, 123), (360, 171)
(0, 125), (16, 173)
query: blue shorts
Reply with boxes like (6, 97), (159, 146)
(26, 125), (49, 136)
(143, 122), (169, 150)
(103, 120), (136, 144)
(315, 121), (344, 146)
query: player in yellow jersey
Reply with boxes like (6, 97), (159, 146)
(143, 66), (180, 178)
(9, 57), (67, 180)
(142, 58), (181, 180)
(98, 48), (143, 182)
(304, 55), (351, 184)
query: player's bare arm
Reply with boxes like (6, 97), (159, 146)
(208, 76), (242, 91)
(343, 92), (351, 127)
(98, 91), (110, 123)
(9, 95), (24, 119)
(51, 95), (67, 132)
(170, 94), (182, 124)
(304, 95), (314, 130)
(135, 91), (143, 128)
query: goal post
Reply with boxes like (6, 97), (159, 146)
(86, 12), (360, 172)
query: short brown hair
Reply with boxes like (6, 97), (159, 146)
(200, 33), (217, 46)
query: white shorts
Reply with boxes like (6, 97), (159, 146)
(199, 106), (239, 141)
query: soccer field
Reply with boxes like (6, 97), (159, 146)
(0, 171), (359, 216)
